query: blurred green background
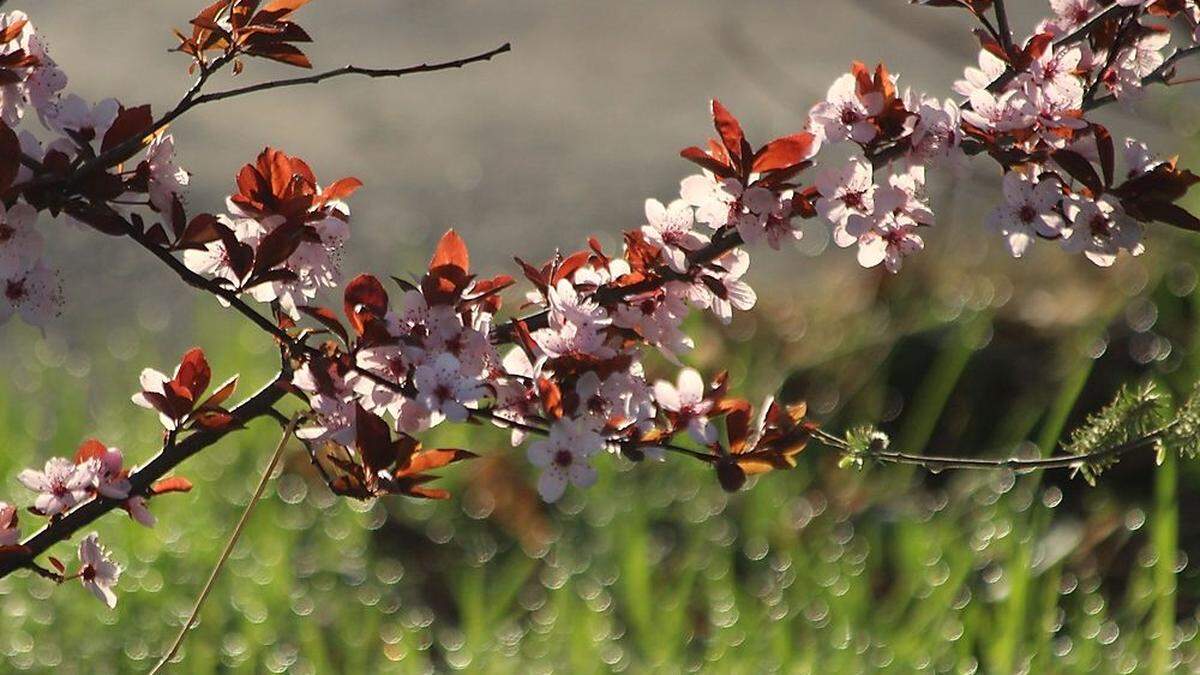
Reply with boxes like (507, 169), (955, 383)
(4, 1), (1200, 673)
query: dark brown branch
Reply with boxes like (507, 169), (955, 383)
(992, 0), (1014, 55)
(0, 375), (290, 580)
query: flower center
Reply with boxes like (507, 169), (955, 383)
(841, 190), (864, 208)
(1018, 205), (1037, 224)
(0, 222), (12, 243)
(5, 279), (26, 301)
(553, 449), (573, 467)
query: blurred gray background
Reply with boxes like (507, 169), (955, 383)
(4, 1), (1197, 356)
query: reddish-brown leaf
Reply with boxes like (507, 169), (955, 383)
(174, 348), (212, 401)
(0, 18), (28, 45)
(710, 99), (745, 164)
(343, 274), (390, 336)
(752, 132), (818, 174)
(317, 177), (363, 206)
(150, 477), (194, 495)
(100, 105), (154, 155)
(298, 305), (350, 344)
(74, 439), (109, 465)
(355, 405), (396, 474)
(429, 229), (470, 275)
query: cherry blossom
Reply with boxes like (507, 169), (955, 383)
(412, 353), (487, 425)
(526, 418), (604, 502)
(144, 133), (190, 214)
(77, 533), (121, 608)
(953, 49), (1007, 98)
(654, 368), (716, 445)
(18, 457), (96, 517)
(1062, 194), (1144, 267)
(808, 73), (882, 145)
(816, 158), (875, 245)
(987, 172), (1065, 257)
(680, 172), (741, 229)
(0, 502), (19, 547)
(45, 94), (119, 147)
(0, 201), (42, 278)
(1, 261), (63, 327)
(641, 198), (709, 272)
(1049, 0), (1099, 30)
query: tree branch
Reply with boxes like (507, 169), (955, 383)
(55, 42), (511, 194)
(0, 375), (290, 581)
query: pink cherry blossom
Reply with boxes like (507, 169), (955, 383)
(987, 172), (1065, 257)
(680, 172), (741, 229)
(953, 49), (1007, 98)
(641, 198), (709, 272)
(1, 261), (63, 327)
(654, 367), (716, 445)
(78, 533), (121, 608)
(46, 94), (120, 147)
(0, 502), (19, 547)
(808, 73), (882, 145)
(1050, 0), (1099, 30)
(18, 457), (96, 517)
(816, 158), (875, 244)
(1062, 195), (1144, 267)
(413, 353), (486, 424)
(962, 89), (1035, 133)
(0, 201), (42, 278)
(144, 133), (190, 214)
(526, 418), (605, 502)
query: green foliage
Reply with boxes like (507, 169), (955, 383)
(837, 425), (888, 470)
(1061, 382), (1172, 484)
(1164, 382), (1200, 460)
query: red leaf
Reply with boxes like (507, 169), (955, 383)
(679, 146), (735, 178)
(1140, 201), (1200, 232)
(245, 42), (312, 69)
(178, 213), (220, 248)
(48, 556), (65, 573)
(1051, 150), (1103, 195)
(752, 133), (818, 174)
(0, 18), (28, 44)
(198, 375), (239, 410)
(298, 305), (349, 344)
(192, 409), (239, 430)
(1094, 125), (1115, 188)
(74, 439), (108, 465)
(537, 377), (563, 420)
(402, 448), (477, 475)
(317, 177), (363, 206)
(100, 105), (154, 155)
(174, 348), (212, 401)
(710, 99), (746, 164)
(343, 274), (390, 336)
(356, 405), (396, 474)
(429, 229), (470, 275)
(150, 477), (194, 495)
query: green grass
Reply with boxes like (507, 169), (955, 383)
(2, 260), (1200, 673)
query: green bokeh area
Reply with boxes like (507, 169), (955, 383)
(3, 244), (1200, 673)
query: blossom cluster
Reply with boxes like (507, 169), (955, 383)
(2, 0), (1200, 613)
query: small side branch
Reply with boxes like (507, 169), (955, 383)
(192, 42), (512, 108)
(0, 376), (290, 581)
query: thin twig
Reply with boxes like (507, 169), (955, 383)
(815, 423), (1175, 472)
(151, 414), (300, 674)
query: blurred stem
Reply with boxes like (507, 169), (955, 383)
(1150, 447), (1178, 673)
(894, 312), (989, 462)
(151, 414), (299, 674)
